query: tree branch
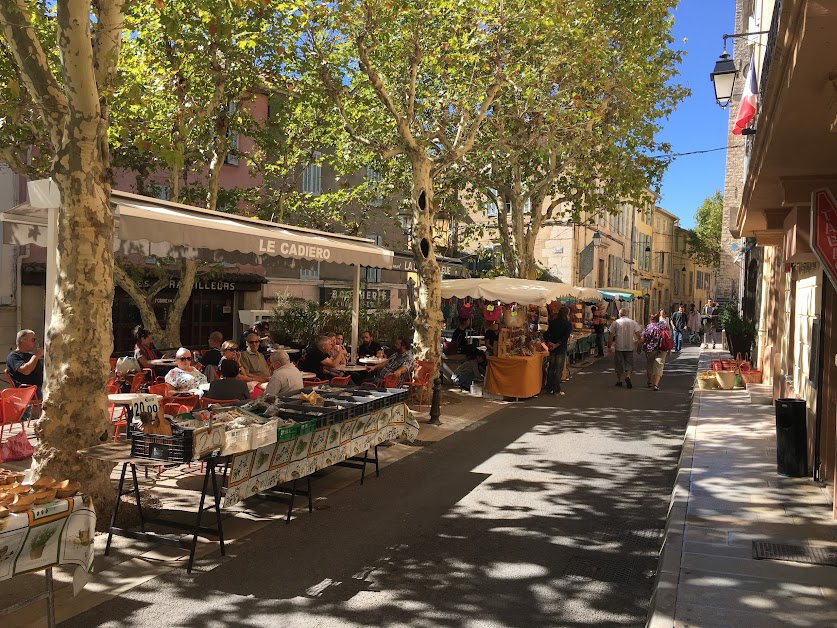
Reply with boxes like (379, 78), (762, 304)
(0, 0), (68, 150)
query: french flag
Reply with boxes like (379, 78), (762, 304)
(732, 56), (758, 135)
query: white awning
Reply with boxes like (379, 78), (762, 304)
(440, 276), (579, 305)
(1, 185), (394, 269)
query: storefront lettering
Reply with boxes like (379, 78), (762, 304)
(137, 279), (237, 291)
(259, 238), (332, 260)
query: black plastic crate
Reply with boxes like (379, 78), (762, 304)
(383, 388), (409, 404)
(130, 425), (194, 463)
(279, 401), (349, 427)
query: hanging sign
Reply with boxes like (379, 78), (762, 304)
(810, 188), (837, 289)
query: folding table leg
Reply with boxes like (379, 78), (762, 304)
(105, 463), (128, 555)
(306, 476), (313, 513)
(45, 567), (55, 628)
(360, 449), (368, 485)
(187, 463), (212, 573)
(130, 463), (145, 533)
(209, 459), (225, 556)
(286, 479), (297, 524)
(373, 445), (380, 478)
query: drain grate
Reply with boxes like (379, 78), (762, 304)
(752, 542), (837, 566)
(593, 525), (664, 548)
(562, 556), (641, 583)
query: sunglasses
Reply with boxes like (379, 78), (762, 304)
(177, 356), (192, 361)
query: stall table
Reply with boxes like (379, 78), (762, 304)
(0, 493), (96, 627)
(485, 354), (545, 399)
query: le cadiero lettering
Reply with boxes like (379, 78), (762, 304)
(259, 238), (332, 260)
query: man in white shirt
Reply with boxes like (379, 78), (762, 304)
(263, 350), (304, 397)
(607, 308), (643, 389)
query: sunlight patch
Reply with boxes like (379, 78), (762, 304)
(485, 561), (549, 579)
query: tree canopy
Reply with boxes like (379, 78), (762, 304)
(688, 190), (724, 268)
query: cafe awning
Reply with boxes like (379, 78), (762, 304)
(0, 183), (394, 270)
(390, 251), (470, 278)
(440, 276), (579, 305)
(598, 287), (644, 302)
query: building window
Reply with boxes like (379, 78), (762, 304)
(303, 151), (322, 196)
(146, 183), (170, 200)
(485, 189), (498, 217)
(366, 167), (383, 206)
(365, 235), (382, 282)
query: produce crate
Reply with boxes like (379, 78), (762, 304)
(298, 418), (318, 435)
(220, 425), (251, 456)
(130, 425), (194, 463)
(276, 422), (301, 442)
(249, 419), (278, 449)
(280, 402), (349, 427)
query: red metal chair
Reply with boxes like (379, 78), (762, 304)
(109, 401), (129, 442)
(148, 383), (168, 397)
(362, 372), (400, 390)
(108, 384), (120, 395)
(1, 387), (36, 441)
(302, 378), (329, 387)
(329, 375), (351, 385)
(163, 394), (199, 411)
(404, 361), (434, 409)
(109, 357), (118, 375)
(3, 369), (40, 424)
(164, 402), (190, 416)
(129, 371), (152, 393)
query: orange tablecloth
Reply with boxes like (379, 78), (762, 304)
(485, 354), (545, 398)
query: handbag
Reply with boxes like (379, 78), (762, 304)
(1, 430), (34, 462)
(458, 297), (475, 320)
(481, 302), (502, 323)
(503, 304), (525, 328)
(115, 356), (140, 374)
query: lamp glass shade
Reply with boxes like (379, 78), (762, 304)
(592, 230), (602, 247)
(710, 53), (737, 108)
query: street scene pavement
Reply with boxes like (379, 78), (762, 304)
(61, 348), (699, 628)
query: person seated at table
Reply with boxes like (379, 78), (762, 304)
(357, 330), (383, 358)
(446, 318), (469, 354)
(165, 348), (207, 393)
(263, 350), (304, 397)
(300, 336), (341, 380)
(205, 358), (250, 401)
(199, 331), (223, 369)
(132, 325), (158, 372)
(326, 331), (348, 374)
(220, 341), (260, 384)
(452, 347), (486, 391)
(368, 337), (414, 387)
(238, 321), (270, 354)
(6, 329), (44, 400)
(239, 332), (271, 383)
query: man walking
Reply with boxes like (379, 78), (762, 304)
(671, 305), (687, 352)
(702, 298), (718, 349)
(607, 308), (642, 389)
(543, 306), (572, 395)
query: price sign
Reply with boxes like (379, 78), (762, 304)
(131, 394), (160, 416)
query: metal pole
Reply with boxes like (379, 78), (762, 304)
(429, 373), (442, 425)
(350, 264), (361, 363)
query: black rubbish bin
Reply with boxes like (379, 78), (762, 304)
(775, 398), (807, 477)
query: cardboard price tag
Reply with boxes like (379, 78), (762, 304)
(132, 395), (160, 416)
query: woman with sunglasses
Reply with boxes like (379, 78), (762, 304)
(164, 347), (207, 393)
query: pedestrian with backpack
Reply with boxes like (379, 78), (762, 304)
(641, 314), (672, 391)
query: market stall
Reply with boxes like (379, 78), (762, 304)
(81, 385), (419, 572)
(441, 277), (601, 398)
(0, 469), (94, 627)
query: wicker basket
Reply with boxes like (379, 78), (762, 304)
(715, 370), (737, 390)
(740, 370), (763, 384)
(697, 371), (719, 390)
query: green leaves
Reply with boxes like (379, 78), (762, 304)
(688, 190), (724, 268)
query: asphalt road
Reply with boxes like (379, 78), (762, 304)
(63, 346), (699, 628)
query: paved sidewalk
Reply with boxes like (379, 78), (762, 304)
(648, 350), (837, 628)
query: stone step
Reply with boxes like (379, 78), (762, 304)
(747, 383), (773, 406)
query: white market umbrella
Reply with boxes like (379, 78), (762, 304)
(440, 276), (575, 306)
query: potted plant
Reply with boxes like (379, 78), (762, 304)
(29, 526), (57, 560)
(719, 303), (757, 358)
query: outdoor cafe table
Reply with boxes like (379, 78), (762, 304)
(0, 493), (96, 628)
(149, 358), (177, 368)
(80, 402), (419, 572)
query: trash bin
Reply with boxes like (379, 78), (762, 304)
(775, 398), (807, 477)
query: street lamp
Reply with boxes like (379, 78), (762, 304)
(709, 32), (769, 108)
(396, 208), (413, 239)
(710, 52), (738, 109)
(592, 230), (602, 247)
